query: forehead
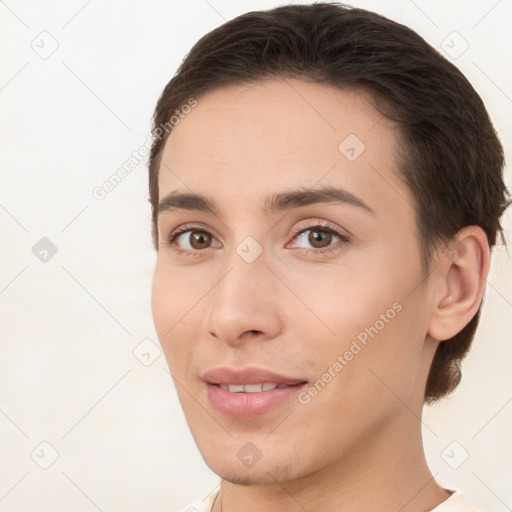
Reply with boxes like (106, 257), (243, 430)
(158, 79), (412, 221)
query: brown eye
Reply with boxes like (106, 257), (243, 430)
(168, 227), (221, 253)
(189, 231), (212, 250)
(289, 224), (349, 255)
(308, 229), (332, 248)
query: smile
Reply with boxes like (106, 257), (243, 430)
(219, 383), (282, 392)
(203, 367), (307, 419)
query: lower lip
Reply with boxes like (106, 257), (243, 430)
(206, 383), (306, 419)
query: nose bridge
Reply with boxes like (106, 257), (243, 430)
(204, 241), (282, 344)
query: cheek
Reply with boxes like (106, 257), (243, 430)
(291, 256), (423, 385)
(288, 262), (401, 340)
(151, 263), (174, 340)
(151, 257), (206, 327)
(151, 262), (199, 371)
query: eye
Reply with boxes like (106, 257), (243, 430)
(288, 223), (349, 254)
(168, 226), (221, 254)
(166, 221), (349, 257)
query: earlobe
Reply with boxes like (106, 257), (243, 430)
(427, 226), (491, 342)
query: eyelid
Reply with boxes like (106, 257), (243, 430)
(165, 219), (350, 255)
(285, 220), (350, 253)
(166, 222), (221, 249)
(287, 219), (348, 242)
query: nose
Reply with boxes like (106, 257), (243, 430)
(204, 249), (283, 347)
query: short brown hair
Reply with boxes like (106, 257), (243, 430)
(147, 2), (509, 403)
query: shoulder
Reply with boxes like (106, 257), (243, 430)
(175, 490), (219, 512)
(431, 489), (481, 512)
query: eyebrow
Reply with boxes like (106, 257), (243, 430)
(157, 186), (375, 217)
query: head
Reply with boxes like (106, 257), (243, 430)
(149, 3), (509, 486)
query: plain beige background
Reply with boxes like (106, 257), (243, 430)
(1, 0), (511, 510)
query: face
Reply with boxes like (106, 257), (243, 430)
(151, 79), (438, 486)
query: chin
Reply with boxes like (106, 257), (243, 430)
(204, 458), (297, 486)
(198, 439), (314, 486)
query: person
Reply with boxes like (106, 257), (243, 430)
(148, 3), (509, 511)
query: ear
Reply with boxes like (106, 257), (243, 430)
(427, 226), (491, 342)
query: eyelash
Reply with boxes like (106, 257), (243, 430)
(166, 222), (350, 258)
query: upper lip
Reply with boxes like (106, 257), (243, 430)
(202, 367), (307, 386)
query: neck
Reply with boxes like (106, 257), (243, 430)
(213, 414), (449, 512)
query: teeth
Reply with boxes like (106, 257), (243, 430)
(219, 383), (279, 393)
(244, 383), (263, 393)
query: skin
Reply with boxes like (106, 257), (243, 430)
(151, 78), (490, 512)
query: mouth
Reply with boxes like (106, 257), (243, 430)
(202, 367), (308, 419)
(218, 383), (295, 392)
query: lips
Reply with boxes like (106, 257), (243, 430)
(203, 367), (305, 386)
(202, 367), (308, 419)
